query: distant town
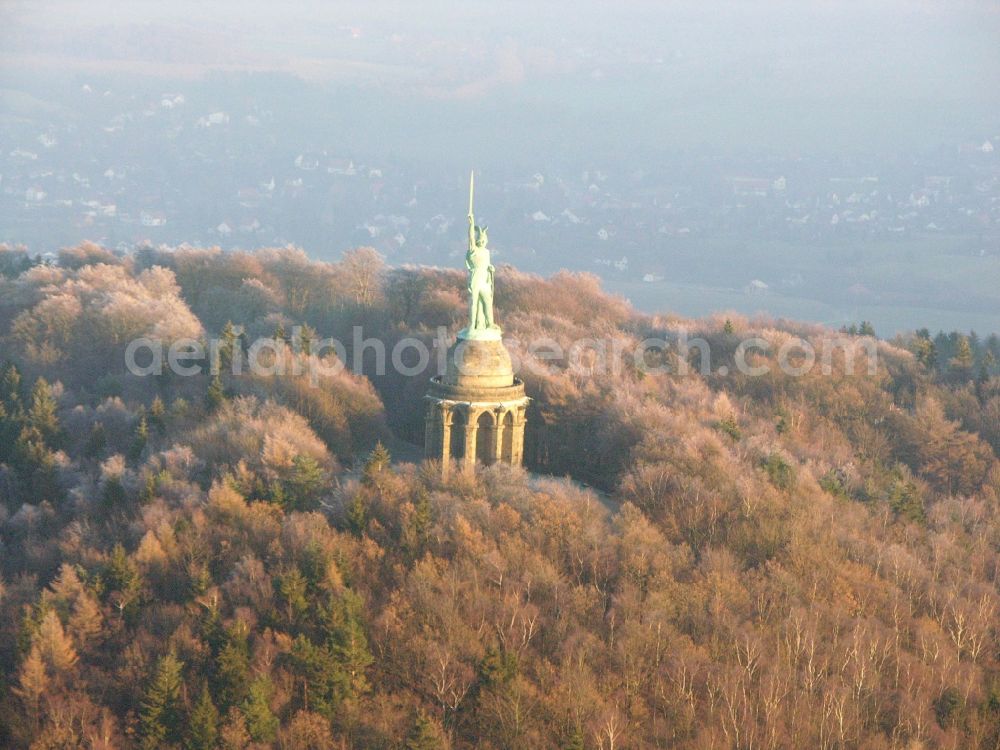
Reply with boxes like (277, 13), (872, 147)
(2, 75), (998, 333)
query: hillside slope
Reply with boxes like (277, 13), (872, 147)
(0, 243), (998, 749)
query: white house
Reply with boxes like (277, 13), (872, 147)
(327, 158), (356, 176)
(140, 210), (167, 227)
(197, 112), (229, 127)
(295, 154), (320, 171)
(425, 214), (452, 235)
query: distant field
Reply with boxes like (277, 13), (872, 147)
(606, 279), (1000, 337)
(603, 233), (1000, 337)
(0, 54), (422, 84)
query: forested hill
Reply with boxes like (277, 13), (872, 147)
(0, 242), (998, 749)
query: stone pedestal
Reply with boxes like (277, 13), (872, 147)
(424, 335), (528, 477)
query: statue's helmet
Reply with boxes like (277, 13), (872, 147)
(475, 225), (488, 245)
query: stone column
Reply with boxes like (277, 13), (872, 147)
(440, 407), (452, 478)
(424, 403), (436, 458)
(492, 409), (505, 464)
(512, 408), (526, 465)
(463, 413), (478, 473)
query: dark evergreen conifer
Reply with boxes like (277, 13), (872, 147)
(139, 651), (183, 749)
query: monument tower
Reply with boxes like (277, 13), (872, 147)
(424, 172), (529, 476)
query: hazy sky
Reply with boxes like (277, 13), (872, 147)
(3, 1), (998, 93)
(3, 0), (998, 158)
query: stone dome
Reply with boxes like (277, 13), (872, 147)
(442, 336), (515, 390)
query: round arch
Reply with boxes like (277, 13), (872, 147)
(476, 410), (495, 465)
(449, 407), (467, 460)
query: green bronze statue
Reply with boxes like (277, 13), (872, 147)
(463, 171), (500, 340)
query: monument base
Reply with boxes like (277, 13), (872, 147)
(424, 331), (528, 477)
(443, 335), (515, 390)
(457, 325), (502, 342)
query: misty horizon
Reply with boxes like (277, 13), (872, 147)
(1, 0), (999, 335)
